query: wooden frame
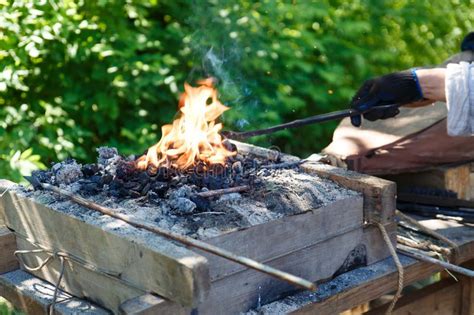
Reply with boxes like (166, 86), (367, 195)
(235, 142), (396, 224)
(0, 181), (210, 312)
(0, 143), (396, 314)
(248, 218), (474, 315)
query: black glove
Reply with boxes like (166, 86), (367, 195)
(350, 70), (423, 127)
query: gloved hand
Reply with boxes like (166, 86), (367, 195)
(350, 31), (474, 127)
(350, 70), (423, 127)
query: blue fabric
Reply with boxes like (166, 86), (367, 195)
(411, 68), (423, 99)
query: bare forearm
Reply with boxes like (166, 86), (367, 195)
(415, 68), (446, 102)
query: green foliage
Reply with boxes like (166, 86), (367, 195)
(0, 297), (23, 315)
(0, 0), (473, 181)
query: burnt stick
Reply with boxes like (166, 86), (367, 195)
(196, 185), (249, 198)
(26, 177), (316, 291)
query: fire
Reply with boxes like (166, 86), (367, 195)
(136, 79), (235, 170)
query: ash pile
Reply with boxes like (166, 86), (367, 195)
(27, 145), (357, 240)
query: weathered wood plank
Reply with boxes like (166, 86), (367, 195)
(385, 163), (471, 200)
(0, 269), (109, 314)
(0, 179), (15, 226)
(0, 181), (210, 308)
(290, 259), (442, 315)
(197, 224), (395, 315)
(233, 141), (396, 224)
(365, 278), (461, 315)
(119, 294), (190, 315)
(299, 163), (396, 224)
(15, 236), (146, 313)
(278, 219), (474, 315)
(460, 261), (474, 315)
(0, 226), (18, 274)
(130, 223), (394, 315)
(204, 195), (364, 280)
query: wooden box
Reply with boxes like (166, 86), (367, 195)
(0, 142), (396, 314)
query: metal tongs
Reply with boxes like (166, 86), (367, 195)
(222, 104), (401, 140)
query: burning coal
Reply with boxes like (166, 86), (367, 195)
(136, 79), (236, 171)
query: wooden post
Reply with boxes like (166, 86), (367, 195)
(0, 226), (18, 274)
(460, 260), (474, 315)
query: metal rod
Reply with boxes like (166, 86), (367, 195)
(196, 185), (249, 198)
(223, 104), (400, 140)
(223, 109), (356, 140)
(397, 245), (474, 278)
(35, 181), (316, 291)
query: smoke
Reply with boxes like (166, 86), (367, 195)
(184, 1), (255, 122)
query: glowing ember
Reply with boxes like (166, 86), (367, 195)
(136, 79), (235, 170)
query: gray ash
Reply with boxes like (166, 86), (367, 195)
(31, 146), (282, 213)
(24, 146), (358, 240)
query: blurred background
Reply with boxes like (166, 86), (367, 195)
(1, 0), (473, 183)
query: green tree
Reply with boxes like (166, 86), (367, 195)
(1, 0), (472, 181)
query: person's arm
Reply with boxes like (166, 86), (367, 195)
(415, 68), (446, 102)
(350, 32), (474, 127)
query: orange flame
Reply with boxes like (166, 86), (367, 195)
(136, 79), (235, 170)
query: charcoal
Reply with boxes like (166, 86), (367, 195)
(204, 175), (231, 190)
(108, 180), (123, 193)
(190, 194), (211, 212)
(146, 166), (158, 177)
(151, 181), (168, 197)
(124, 181), (139, 189)
(232, 161), (242, 174)
(115, 161), (136, 179)
(129, 190), (142, 198)
(31, 170), (53, 184)
(82, 164), (99, 177)
(242, 159), (258, 172)
(156, 167), (177, 181)
(169, 176), (181, 187)
(101, 174), (113, 185)
(208, 163), (226, 176)
(148, 191), (161, 203)
(194, 162), (206, 176)
(137, 171), (150, 182)
(141, 182), (151, 195)
(37, 144), (294, 212)
(25, 175), (43, 190)
(90, 175), (103, 185)
(80, 182), (100, 195)
(110, 185), (129, 198)
(222, 139), (237, 152)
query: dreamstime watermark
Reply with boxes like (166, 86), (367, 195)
(143, 145), (285, 179)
